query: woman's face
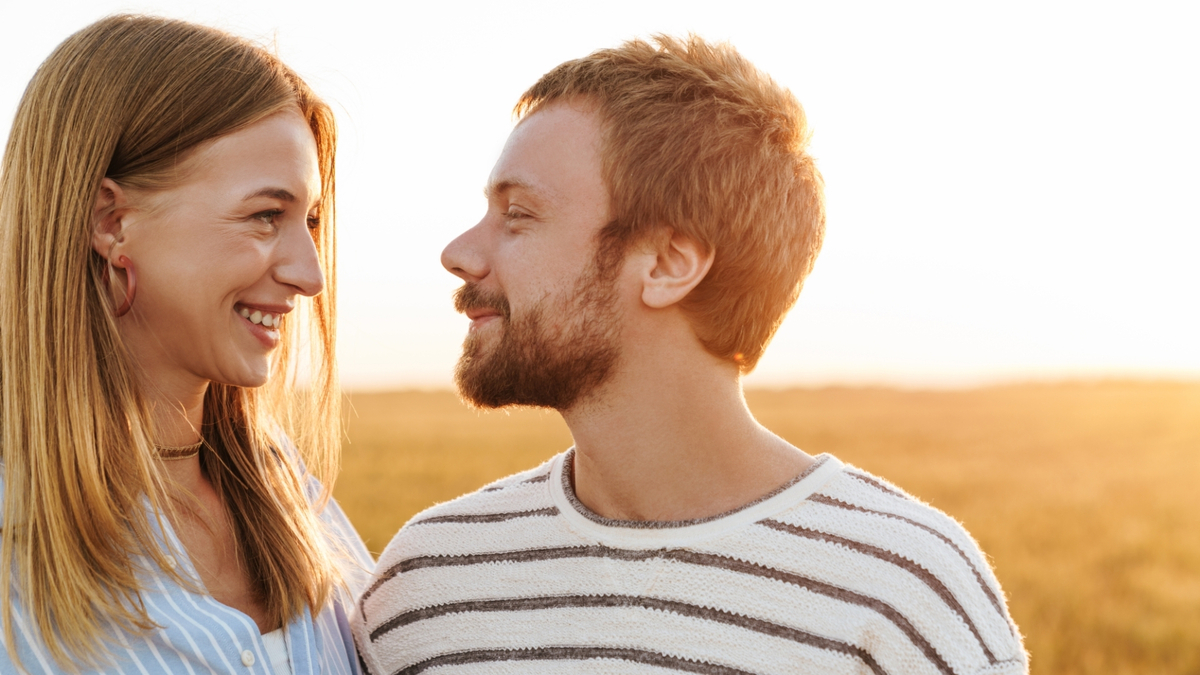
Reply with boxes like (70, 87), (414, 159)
(101, 111), (324, 391)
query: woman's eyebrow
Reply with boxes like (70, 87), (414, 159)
(243, 187), (297, 202)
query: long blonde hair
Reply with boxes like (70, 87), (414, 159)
(0, 15), (341, 668)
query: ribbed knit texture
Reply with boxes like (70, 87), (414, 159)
(354, 451), (1027, 675)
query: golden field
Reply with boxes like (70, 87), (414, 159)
(335, 381), (1200, 675)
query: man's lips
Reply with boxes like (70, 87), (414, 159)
(465, 309), (503, 332)
(454, 284), (511, 325)
(465, 308), (502, 322)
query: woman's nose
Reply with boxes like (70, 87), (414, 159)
(275, 222), (325, 297)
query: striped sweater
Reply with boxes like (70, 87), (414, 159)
(354, 451), (1026, 675)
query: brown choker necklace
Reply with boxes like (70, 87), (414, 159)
(154, 440), (204, 461)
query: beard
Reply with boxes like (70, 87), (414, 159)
(452, 252), (622, 411)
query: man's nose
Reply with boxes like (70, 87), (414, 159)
(441, 218), (490, 284)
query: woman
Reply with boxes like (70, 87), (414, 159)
(0, 15), (371, 674)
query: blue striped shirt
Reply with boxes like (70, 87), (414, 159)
(2, 480), (373, 675)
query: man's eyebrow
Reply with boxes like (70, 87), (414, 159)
(483, 179), (554, 202)
(243, 187), (297, 202)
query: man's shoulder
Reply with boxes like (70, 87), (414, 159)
(409, 454), (558, 522)
(780, 461), (999, 585)
(749, 459), (1027, 673)
(372, 454), (562, 565)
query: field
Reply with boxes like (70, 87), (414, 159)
(335, 381), (1200, 675)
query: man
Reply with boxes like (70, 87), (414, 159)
(355, 36), (1027, 675)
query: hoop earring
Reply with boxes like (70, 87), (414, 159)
(113, 255), (136, 317)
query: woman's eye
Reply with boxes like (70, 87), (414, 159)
(307, 214), (320, 230)
(254, 209), (283, 227)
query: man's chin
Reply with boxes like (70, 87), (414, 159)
(454, 347), (536, 410)
(457, 329), (490, 363)
(453, 359), (512, 410)
(453, 344), (617, 412)
(453, 340), (508, 409)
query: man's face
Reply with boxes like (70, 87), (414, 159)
(441, 101), (623, 410)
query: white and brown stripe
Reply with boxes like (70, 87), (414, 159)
(354, 452), (1027, 675)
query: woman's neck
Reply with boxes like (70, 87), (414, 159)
(137, 369), (209, 447)
(142, 375), (210, 492)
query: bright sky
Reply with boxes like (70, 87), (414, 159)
(3, 1), (1197, 388)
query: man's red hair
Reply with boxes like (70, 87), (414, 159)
(516, 35), (826, 371)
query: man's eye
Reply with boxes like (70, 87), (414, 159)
(505, 210), (527, 220)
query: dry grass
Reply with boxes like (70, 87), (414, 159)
(335, 381), (1200, 675)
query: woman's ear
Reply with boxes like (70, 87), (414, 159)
(640, 229), (715, 309)
(91, 177), (130, 261)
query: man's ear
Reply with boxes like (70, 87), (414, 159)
(640, 229), (715, 309)
(91, 177), (131, 261)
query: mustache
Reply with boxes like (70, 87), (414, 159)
(453, 283), (511, 320)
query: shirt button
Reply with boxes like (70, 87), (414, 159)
(241, 650), (255, 667)
(164, 555), (177, 570)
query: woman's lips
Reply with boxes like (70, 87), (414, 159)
(234, 303), (285, 347)
(236, 305), (282, 328)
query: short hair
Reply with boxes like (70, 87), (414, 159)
(516, 35), (825, 372)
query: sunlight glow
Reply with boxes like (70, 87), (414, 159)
(3, 1), (1196, 388)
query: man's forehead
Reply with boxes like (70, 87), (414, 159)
(483, 102), (604, 206)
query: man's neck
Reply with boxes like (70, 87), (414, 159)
(561, 343), (813, 523)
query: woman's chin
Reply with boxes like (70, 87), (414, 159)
(239, 367), (272, 388)
(210, 362), (273, 389)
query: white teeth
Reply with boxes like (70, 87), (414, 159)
(239, 307), (282, 329)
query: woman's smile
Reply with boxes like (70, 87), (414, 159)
(236, 303), (287, 347)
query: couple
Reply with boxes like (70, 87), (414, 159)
(0, 15), (1026, 675)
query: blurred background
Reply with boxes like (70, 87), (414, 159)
(3, 2), (1198, 673)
